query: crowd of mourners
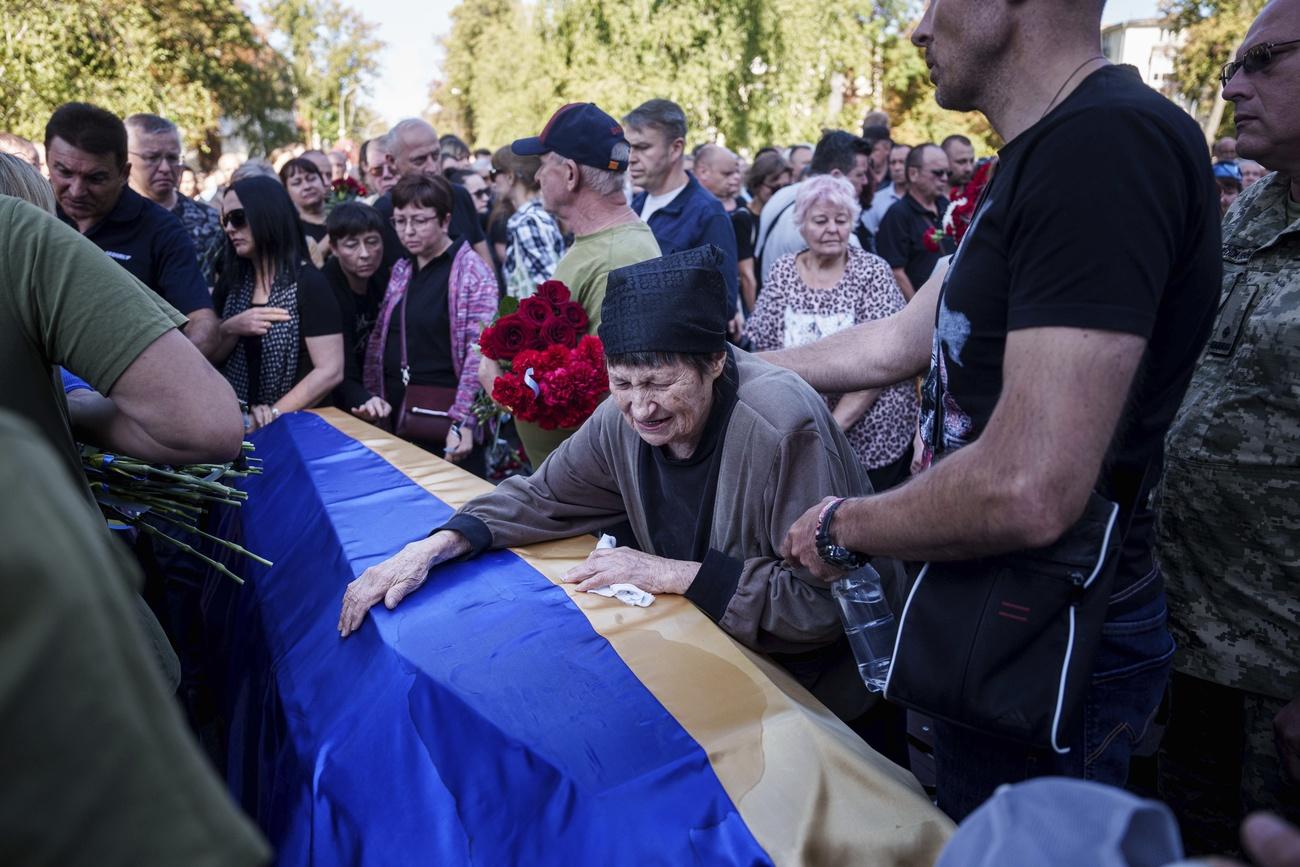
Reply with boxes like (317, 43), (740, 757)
(0, 0), (1297, 863)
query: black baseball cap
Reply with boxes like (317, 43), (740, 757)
(511, 103), (629, 173)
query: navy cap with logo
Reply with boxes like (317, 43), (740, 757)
(511, 103), (629, 173)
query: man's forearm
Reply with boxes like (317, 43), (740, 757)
(761, 319), (918, 392)
(832, 438), (1062, 562)
(68, 390), (232, 464)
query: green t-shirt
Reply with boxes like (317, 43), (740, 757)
(517, 220), (660, 467)
(551, 219), (661, 334)
(0, 410), (270, 865)
(0, 195), (185, 492)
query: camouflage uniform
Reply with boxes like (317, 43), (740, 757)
(1155, 171), (1300, 856)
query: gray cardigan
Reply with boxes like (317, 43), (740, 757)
(449, 349), (873, 656)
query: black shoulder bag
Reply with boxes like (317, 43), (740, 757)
(882, 292), (1142, 754)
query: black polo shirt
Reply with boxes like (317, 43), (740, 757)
(57, 186), (212, 315)
(876, 192), (956, 291)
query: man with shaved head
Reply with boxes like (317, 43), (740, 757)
(695, 143), (754, 315)
(1156, 0), (1300, 855)
(766, 0), (1219, 819)
(372, 118), (490, 275)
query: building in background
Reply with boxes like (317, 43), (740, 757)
(1102, 18), (1189, 105)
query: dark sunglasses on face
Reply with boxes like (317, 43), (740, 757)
(471, 189), (491, 200)
(222, 208), (247, 229)
(1221, 39), (1300, 87)
(930, 169), (950, 180)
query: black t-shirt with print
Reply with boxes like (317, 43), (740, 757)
(919, 65), (1220, 583)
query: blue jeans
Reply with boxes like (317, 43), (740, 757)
(933, 566), (1175, 821)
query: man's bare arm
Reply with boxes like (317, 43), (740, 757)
(107, 328), (245, 462)
(761, 258), (944, 393)
(783, 326), (1147, 573)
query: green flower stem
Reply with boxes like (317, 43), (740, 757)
(135, 521), (245, 586)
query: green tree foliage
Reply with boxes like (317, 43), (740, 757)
(431, 0), (998, 153)
(262, 0), (385, 146)
(0, 0), (296, 158)
(1160, 0), (1266, 139)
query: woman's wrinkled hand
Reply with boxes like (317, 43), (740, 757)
(338, 531), (470, 637)
(350, 396), (392, 422)
(222, 306), (290, 338)
(561, 547), (698, 596)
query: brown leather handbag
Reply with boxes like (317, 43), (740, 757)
(393, 292), (457, 445)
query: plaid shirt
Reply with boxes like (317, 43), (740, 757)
(504, 199), (566, 297)
(171, 195), (224, 288)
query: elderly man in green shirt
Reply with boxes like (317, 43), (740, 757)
(1154, 0), (1300, 855)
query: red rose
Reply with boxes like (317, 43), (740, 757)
(540, 317), (578, 349)
(536, 280), (571, 306)
(487, 314), (539, 361)
(922, 227), (943, 254)
(518, 296), (551, 325)
(559, 301), (589, 331)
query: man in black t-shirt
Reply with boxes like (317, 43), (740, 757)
(765, 0), (1219, 820)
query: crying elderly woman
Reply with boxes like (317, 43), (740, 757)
(339, 245), (890, 717)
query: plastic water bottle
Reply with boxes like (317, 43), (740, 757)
(832, 564), (897, 693)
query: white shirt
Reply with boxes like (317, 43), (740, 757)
(639, 182), (687, 224)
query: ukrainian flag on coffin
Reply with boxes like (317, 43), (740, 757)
(206, 409), (951, 866)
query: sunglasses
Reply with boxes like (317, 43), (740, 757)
(1221, 39), (1300, 88)
(929, 169), (950, 180)
(222, 208), (247, 229)
(471, 189), (491, 200)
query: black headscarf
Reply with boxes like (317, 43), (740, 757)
(599, 245), (729, 356)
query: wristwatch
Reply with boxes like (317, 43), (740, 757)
(815, 497), (869, 570)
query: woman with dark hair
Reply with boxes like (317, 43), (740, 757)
(279, 156), (330, 265)
(360, 174), (496, 475)
(213, 175), (344, 432)
(323, 201), (388, 414)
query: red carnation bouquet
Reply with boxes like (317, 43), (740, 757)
(477, 281), (607, 431)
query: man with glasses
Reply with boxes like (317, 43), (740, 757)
(875, 142), (954, 299)
(46, 103), (218, 358)
(359, 135), (400, 199)
(125, 113), (224, 293)
(1156, 0), (1300, 854)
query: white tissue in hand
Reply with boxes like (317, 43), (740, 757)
(585, 534), (655, 607)
(588, 583), (655, 607)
